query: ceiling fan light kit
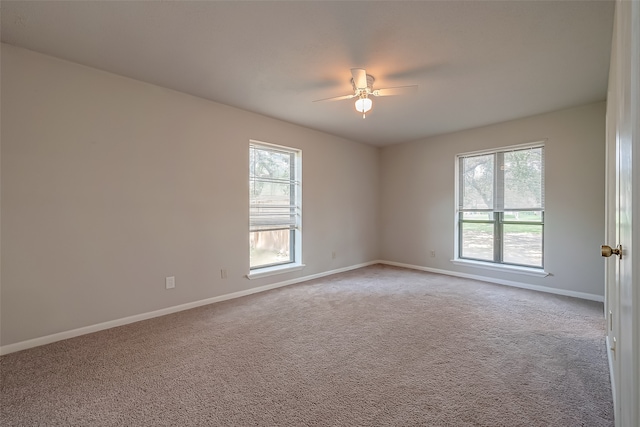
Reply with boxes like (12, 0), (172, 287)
(355, 97), (373, 118)
(313, 68), (418, 119)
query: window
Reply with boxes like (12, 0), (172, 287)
(456, 143), (544, 268)
(249, 141), (302, 273)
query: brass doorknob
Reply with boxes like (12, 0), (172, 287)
(602, 244), (622, 259)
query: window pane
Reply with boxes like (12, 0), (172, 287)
(462, 211), (494, 221)
(502, 211), (543, 223)
(250, 181), (292, 205)
(250, 230), (292, 268)
(250, 148), (292, 181)
(461, 154), (494, 210)
(461, 222), (494, 261)
(502, 224), (543, 267)
(503, 148), (543, 209)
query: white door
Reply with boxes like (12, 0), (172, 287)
(604, 1), (638, 426)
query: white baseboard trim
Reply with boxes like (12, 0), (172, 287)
(377, 260), (605, 302)
(0, 260), (379, 356)
(605, 335), (617, 418)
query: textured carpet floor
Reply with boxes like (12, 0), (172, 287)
(1, 265), (613, 426)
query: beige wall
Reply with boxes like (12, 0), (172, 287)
(0, 45), (380, 346)
(380, 102), (606, 297)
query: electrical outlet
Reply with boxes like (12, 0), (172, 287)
(221, 269), (227, 279)
(430, 250), (436, 258)
(165, 276), (175, 289)
(332, 251), (337, 259)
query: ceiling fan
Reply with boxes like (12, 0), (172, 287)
(313, 68), (418, 118)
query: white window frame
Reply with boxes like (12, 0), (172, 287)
(453, 141), (548, 276)
(247, 140), (303, 279)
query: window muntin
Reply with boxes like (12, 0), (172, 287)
(249, 142), (301, 270)
(457, 145), (544, 268)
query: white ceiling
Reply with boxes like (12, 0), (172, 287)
(1, 1), (614, 147)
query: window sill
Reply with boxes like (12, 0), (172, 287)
(450, 259), (549, 277)
(247, 263), (306, 280)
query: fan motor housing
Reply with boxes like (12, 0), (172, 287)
(351, 74), (375, 92)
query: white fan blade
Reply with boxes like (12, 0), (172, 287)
(351, 68), (367, 90)
(372, 85), (418, 97)
(312, 93), (356, 102)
